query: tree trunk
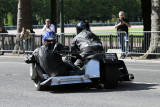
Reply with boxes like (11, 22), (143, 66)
(51, 0), (57, 33)
(13, 0), (32, 54)
(141, 0), (151, 52)
(141, 0), (160, 59)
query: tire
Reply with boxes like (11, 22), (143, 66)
(102, 64), (120, 89)
(33, 76), (46, 91)
(30, 65), (48, 91)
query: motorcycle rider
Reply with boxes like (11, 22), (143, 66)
(71, 20), (103, 68)
(25, 31), (71, 77)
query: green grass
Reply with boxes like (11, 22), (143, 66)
(92, 27), (144, 42)
(93, 28), (143, 33)
(93, 27), (143, 36)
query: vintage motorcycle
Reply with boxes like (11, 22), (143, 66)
(25, 52), (134, 91)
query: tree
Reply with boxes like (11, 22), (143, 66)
(0, 0), (18, 25)
(51, 0), (58, 33)
(141, 0), (160, 59)
(141, 0), (151, 52)
(13, 0), (33, 54)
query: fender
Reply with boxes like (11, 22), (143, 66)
(86, 53), (119, 63)
(30, 63), (49, 80)
(30, 63), (37, 80)
(86, 54), (106, 63)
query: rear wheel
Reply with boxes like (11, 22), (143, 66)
(102, 64), (120, 89)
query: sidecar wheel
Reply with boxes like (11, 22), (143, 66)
(33, 77), (46, 91)
(103, 64), (120, 89)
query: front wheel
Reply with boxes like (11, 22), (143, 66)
(102, 64), (120, 89)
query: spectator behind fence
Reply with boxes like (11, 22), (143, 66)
(42, 19), (55, 32)
(115, 11), (131, 59)
(20, 27), (32, 53)
(0, 25), (8, 55)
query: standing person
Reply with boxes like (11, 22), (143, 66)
(0, 25), (8, 55)
(71, 21), (103, 68)
(115, 11), (131, 58)
(20, 27), (32, 53)
(42, 19), (55, 32)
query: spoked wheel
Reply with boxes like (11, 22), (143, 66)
(102, 64), (120, 89)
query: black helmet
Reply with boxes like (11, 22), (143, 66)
(76, 21), (90, 34)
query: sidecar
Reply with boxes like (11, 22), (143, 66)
(28, 53), (134, 91)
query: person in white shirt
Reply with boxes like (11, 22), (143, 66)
(42, 19), (55, 32)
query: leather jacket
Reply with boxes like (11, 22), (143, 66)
(32, 43), (69, 76)
(71, 30), (103, 57)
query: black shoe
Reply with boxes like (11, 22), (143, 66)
(121, 55), (126, 59)
(0, 52), (4, 55)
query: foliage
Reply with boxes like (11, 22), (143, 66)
(0, 0), (18, 25)
(63, 0), (142, 23)
(32, 0), (51, 25)
(0, 0), (142, 25)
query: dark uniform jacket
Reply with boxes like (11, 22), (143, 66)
(72, 30), (103, 57)
(33, 43), (69, 77)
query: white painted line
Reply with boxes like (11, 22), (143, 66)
(0, 62), (27, 64)
(0, 56), (25, 58)
(132, 81), (160, 85)
(0, 74), (21, 76)
(122, 59), (160, 63)
(127, 63), (160, 67)
(129, 68), (160, 72)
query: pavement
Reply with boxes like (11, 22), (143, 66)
(0, 52), (160, 107)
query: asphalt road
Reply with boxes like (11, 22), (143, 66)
(0, 56), (160, 107)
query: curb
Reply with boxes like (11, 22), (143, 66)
(121, 59), (160, 63)
(1, 55), (160, 63)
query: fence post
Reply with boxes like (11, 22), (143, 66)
(109, 35), (112, 49)
(11, 35), (14, 49)
(40, 35), (42, 46)
(0, 34), (4, 55)
(31, 34), (35, 51)
(130, 35), (133, 52)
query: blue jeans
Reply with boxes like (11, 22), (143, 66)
(23, 38), (33, 52)
(118, 34), (129, 55)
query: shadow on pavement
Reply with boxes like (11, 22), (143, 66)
(47, 82), (159, 94)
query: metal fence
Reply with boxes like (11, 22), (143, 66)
(4, 22), (143, 30)
(128, 31), (160, 55)
(0, 31), (160, 55)
(0, 33), (43, 53)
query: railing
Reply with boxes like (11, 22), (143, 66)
(4, 22), (143, 30)
(0, 31), (160, 55)
(128, 31), (160, 55)
(0, 33), (43, 53)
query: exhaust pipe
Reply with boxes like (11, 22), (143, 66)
(119, 74), (134, 81)
(128, 74), (134, 81)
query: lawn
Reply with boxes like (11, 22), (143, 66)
(92, 27), (143, 36)
(93, 27), (143, 33)
(92, 27), (144, 42)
